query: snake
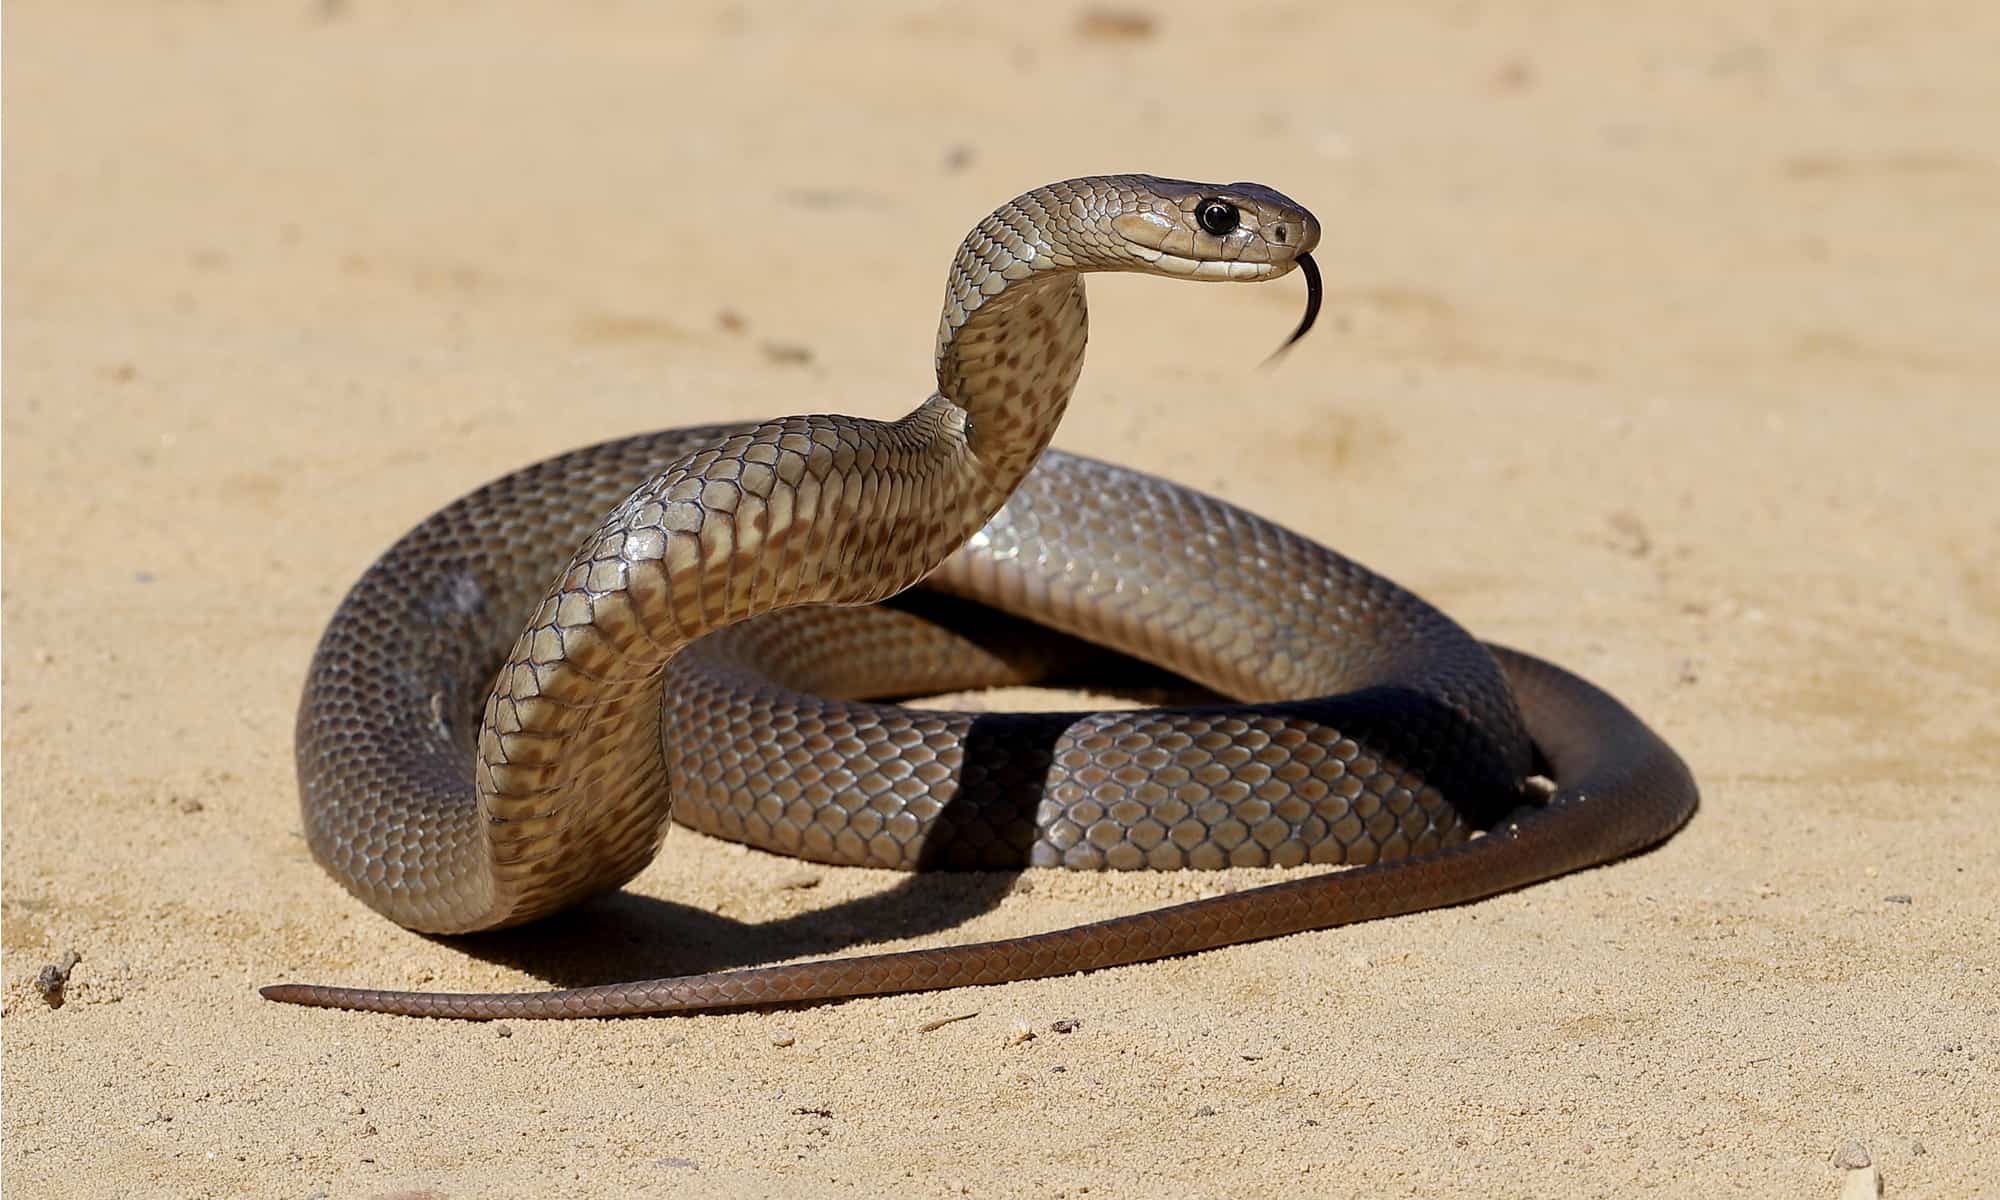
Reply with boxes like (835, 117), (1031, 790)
(262, 175), (1697, 1019)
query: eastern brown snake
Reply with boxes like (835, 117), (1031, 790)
(264, 175), (1696, 1019)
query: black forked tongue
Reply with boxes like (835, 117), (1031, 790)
(1263, 251), (1322, 366)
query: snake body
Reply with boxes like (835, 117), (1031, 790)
(265, 176), (1696, 1018)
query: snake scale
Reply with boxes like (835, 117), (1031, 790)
(263, 175), (1697, 1019)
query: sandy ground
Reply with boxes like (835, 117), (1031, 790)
(4, 2), (1996, 1196)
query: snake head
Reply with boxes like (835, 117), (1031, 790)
(1106, 176), (1320, 281)
(939, 175), (1325, 388)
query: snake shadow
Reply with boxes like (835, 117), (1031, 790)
(437, 870), (1028, 992)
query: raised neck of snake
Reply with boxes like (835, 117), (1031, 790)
(933, 274), (1087, 494)
(931, 184), (1097, 496)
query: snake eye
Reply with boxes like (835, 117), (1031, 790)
(1197, 199), (1240, 237)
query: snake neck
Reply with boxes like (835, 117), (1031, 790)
(933, 180), (1142, 499)
(933, 273), (1088, 497)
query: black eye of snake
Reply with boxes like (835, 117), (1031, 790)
(1197, 199), (1239, 236)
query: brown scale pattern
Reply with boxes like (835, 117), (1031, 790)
(275, 176), (1697, 1017)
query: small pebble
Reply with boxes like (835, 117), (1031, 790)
(1885, 894), (1912, 905)
(35, 950), (81, 1009)
(494, 1023), (513, 1038)
(1830, 1139), (1872, 1169)
(1193, 1105), (1217, 1118)
(1050, 1018), (1082, 1034)
(770, 1030), (796, 1047)
(1007, 1022), (1036, 1045)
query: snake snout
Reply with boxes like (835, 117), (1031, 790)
(1244, 199), (1319, 264)
(1269, 211), (1321, 258)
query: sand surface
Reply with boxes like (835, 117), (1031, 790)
(4, 3), (1995, 1196)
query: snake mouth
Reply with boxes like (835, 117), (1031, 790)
(1144, 254), (1280, 280)
(1141, 252), (1293, 281)
(1265, 251), (1322, 364)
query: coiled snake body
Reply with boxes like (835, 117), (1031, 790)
(265, 176), (1696, 1019)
